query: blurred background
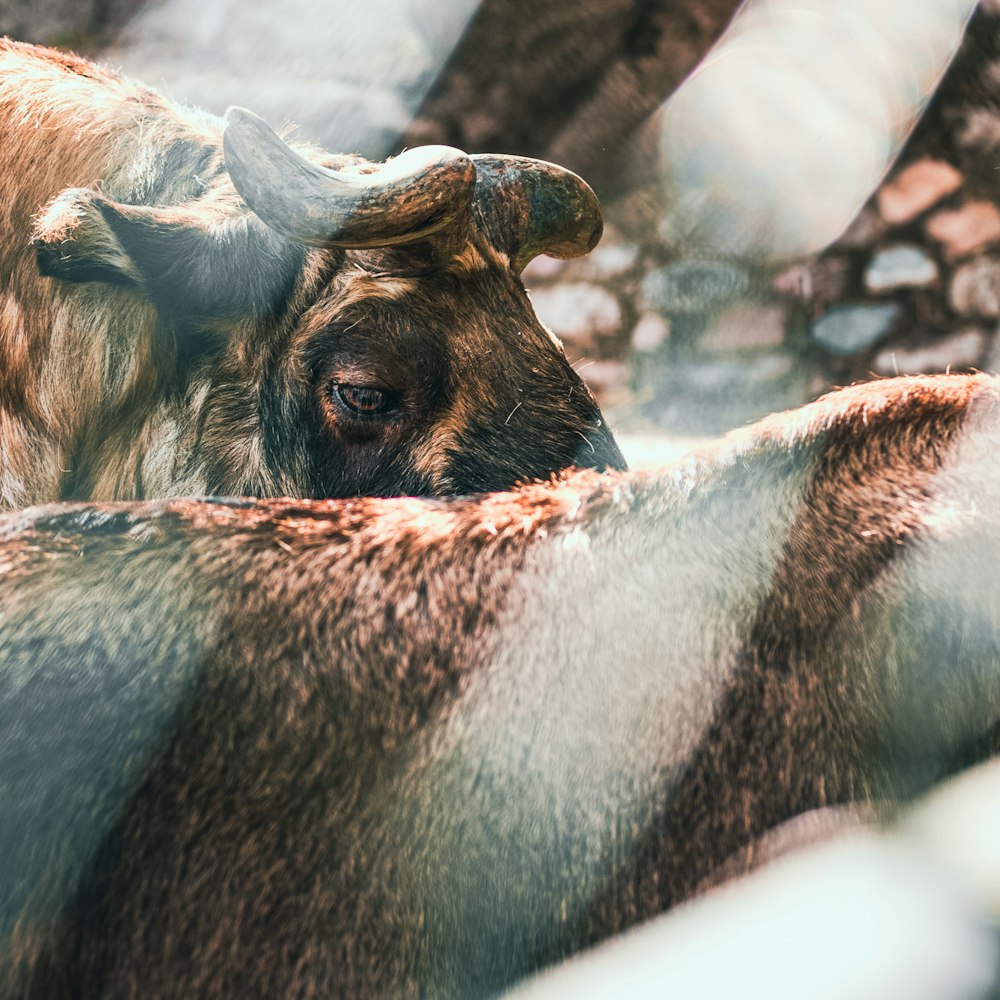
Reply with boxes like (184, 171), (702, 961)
(3, 0), (999, 456)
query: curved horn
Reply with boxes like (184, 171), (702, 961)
(470, 155), (603, 274)
(223, 107), (476, 249)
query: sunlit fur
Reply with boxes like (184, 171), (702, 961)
(0, 373), (997, 996)
(0, 40), (623, 506)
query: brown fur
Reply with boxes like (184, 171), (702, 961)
(0, 373), (997, 996)
(0, 39), (624, 507)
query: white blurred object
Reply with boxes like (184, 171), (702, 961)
(102, 0), (480, 157)
(659, 0), (978, 259)
(904, 756), (1000, 920)
(504, 759), (1000, 1000)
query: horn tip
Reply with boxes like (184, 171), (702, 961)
(223, 107), (279, 156)
(224, 106), (261, 128)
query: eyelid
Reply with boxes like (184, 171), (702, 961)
(326, 366), (387, 387)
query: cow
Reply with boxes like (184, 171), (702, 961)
(0, 372), (998, 997)
(0, 38), (624, 508)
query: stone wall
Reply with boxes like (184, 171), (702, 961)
(522, 226), (806, 434)
(526, 5), (1000, 435)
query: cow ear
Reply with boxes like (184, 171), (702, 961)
(33, 188), (142, 287)
(32, 187), (306, 320)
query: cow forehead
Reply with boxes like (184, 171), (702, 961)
(298, 250), (558, 370)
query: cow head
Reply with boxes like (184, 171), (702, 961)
(32, 108), (625, 499)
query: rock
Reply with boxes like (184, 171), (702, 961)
(836, 206), (887, 249)
(949, 258), (1000, 317)
(664, 354), (793, 394)
(864, 244), (938, 292)
(810, 303), (901, 355)
(527, 283), (622, 344)
(925, 201), (1000, 258)
(702, 303), (786, 352)
(582, 240), (640, 281)
(809, 374), (834, 397)
(772, 258), (850, 302)
(872, 328), (986, 376)
(630, 313), (670, 353)
(957, 107), (1000, 154)
(641, 260), (750, 314)
(747, 353), (795, 384)
(984, 332), (1000, 373)
(521, 255), (569, 283)
(524, 227), (638, 285)
(676, 360), (748, 393)
(580, 359), (631, 395)
(877, 159), (963, 225)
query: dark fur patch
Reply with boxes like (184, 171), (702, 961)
(577, 378), (981, 943)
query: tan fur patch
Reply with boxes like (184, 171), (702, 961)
(449, 240), (510, 273)
(410, 426), (460, 493)
(410, 380), (483, 490)
(0, 296), (27, 371)
(335, 272), (419, 313)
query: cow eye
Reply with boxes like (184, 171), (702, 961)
(331, 383), (400, 417)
